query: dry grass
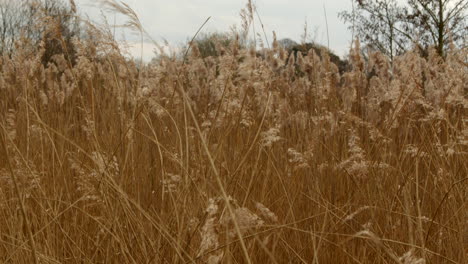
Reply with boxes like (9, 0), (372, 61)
(0, 3), (467, 263)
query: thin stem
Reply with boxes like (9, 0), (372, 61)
(0, 125), (39, 264)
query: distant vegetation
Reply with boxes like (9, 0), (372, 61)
(0, 0), (80, 65)
(340, 0), (467, 60)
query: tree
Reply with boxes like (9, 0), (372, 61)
(39, 0), (80, 65)
(0, 0), (80, 64)
(403, 0), (467, 57)
(339, 0), (467, 60)
(0, 0), (25, 55)
(181, 32), (245, 60)
(192, 32), (233, 58)
(277, 38), (298, 50)
(288, 42), (349, 73)
(339, 0), (408, 61)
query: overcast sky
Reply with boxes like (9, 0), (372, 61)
(81, 0), (354, 61)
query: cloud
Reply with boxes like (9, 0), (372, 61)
(123, 42), (157, 61)
(82, 0), (354, 60)
(122, 41), (181, 62)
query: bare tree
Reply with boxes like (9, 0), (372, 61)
(0, 0), (25, 54)
(340, 0), (467, 60)
(0, 0), (80, 64)
(403, 0), (467, 57)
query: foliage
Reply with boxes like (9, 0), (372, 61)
(186, 32), (240, 59)
(277, 38), (298, 49)
(288, 42), (350, 73)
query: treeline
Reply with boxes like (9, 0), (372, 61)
(0, 0), (79, 65)
(1, 0), (466, 67)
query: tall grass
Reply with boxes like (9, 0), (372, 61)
(0, 3), (466, 263)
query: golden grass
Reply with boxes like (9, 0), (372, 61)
(0, 4), (467, 263)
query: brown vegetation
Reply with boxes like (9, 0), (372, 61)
(0, 2), (467, 263)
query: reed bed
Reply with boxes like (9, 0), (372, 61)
(0, 4), (467, 263)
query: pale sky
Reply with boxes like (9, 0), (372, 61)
(81, 0), (354, 61)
